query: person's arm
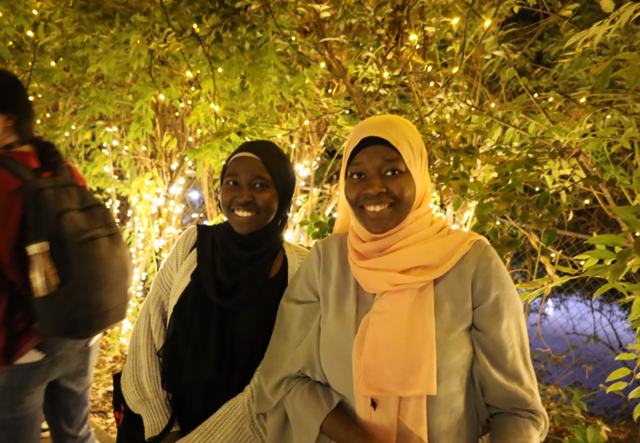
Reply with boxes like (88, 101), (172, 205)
(122, 227), (197, 440)
(255, 241), (344, 443)
(320, 406), (384, 443)
(470, 243), (549, 443)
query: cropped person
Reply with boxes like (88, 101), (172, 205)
(0, 69), (99, 443)
(255, 115), (549, 443)
(122, 141), (307, 442)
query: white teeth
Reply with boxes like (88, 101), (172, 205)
(363, 204), (390, 212)
(234, 210), (255, 217)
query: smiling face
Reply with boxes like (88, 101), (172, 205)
(220, 156), (279, 235)
(344, 145), (416, 235)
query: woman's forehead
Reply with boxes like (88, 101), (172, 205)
(349, 144), (405, 165)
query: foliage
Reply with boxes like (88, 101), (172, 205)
(1, 0), (640, 428)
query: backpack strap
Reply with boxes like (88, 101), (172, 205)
(0, 265), (21, 366)
(0, 156), (39, 183)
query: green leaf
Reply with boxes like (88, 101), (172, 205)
(535, 191), (550, 210)
(606, 381), (629, 392)
(586, 426), (599, 443)
(599, 0), (615, 13)
(586, 234), (628, 247)
(593, 283), (613, 299)
(615, 353), (638, 361)
(541, 228), (557, 246)
(606, 367), (632, 382)
(575, 249), (617, 260)
(634, 403), (640, 421)
(629, 386), (640, 399)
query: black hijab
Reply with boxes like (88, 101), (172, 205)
(159, 140), (296, 435)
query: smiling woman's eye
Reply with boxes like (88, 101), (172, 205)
(254, 182), (270, 189)
(348, 171), (365, 180)
(385, 169), (402, 176)
(224, 179), (237, 186)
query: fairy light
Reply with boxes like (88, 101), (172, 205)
(484, 19), (491, 27)
(51, 61), (56, 66)
(304, 120), (309, 125)
(549, 97), (554, 102)
(580, 97), (586, 103)
(430, 81), (435, 86)
(584, 199), (590, 204)
(104, 166), (110, 173)
(383, 72), (389, 78)
(452, 67), (459, 73)
(186, 71), (192, 77)
(409, 34), (417, 41)
(427, 66), (432, 72)
(452, 18), (460, 24)
(29, 96), (34, 101)
(32, 9), (38, 15)
(27, 30), (34, 37)
(159, 93), (165, 100)
(320, 62), (326, 68)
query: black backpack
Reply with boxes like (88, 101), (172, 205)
(0, 154), (131, 363)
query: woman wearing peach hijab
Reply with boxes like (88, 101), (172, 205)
(255, 115), (548, 443)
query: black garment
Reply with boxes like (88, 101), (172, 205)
(159, 140), (296, 436)
(164, 254), (288, 434)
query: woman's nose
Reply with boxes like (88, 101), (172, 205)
(363, 178), (386, 195)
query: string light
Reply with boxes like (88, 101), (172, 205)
(29, 96), (34, 101)
(32, 9), (38, 15)
(584, 199), (590, 204)
(409, 34), (417, 41)
(27, 30), (34, 37)
(320, 62), (326, 68)
(580, 97), (586, 103)
(51, 61), (56, 66)
(427, 66), (432, 72)
(304, 120), (309, 125)
(484, 19), (491, 27)
(218, 67), (222, 73)
(452, 18), (460, 24)
(452, 67), (459, 73)
(159, 94), (165, 100)
(383, 72), (389, 78)
(549, 97), (554, 102)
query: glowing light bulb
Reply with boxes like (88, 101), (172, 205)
(409, 34), (417, 41)
(218, 67), (222, 73)
(320, 62), (326, 68)
(304, 120), (309, 125)
(186, 71), (192, 77)
(29, 96), (34, 101)
(484, 20), (491, 27)
(193, 24), (198, 28)
(584, 199), (590, 204)
(27, 30), (34, 37)
(452, 67), (459, 73)
(452, 18), (460, 24)
(104, 166), (110, 173)
(51, 61), (56, 66)
(549, 97), (554, 102)
(159, 94), (165, 100)
(580, 97), (586, 103)
(32, 9), (38, 15)
(607, 115), (611, 119)
(430, 81), (434, 86)
(383, 72), (389, 78)
(491, 103), (495, 107)
(427, 66), (432, 72)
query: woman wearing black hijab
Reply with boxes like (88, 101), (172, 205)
(121, 141), (308, 443)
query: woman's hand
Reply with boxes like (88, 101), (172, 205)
(320, 405), (386, 443)
(159, 431), (181, 443)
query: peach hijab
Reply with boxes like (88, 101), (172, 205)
(334, 115), (487, 443)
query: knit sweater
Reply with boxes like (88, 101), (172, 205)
(122, 226), (309, 442)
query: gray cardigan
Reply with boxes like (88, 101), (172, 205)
(255, 233), (549, 443)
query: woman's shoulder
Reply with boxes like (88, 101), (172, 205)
(173, 226), (198, 257)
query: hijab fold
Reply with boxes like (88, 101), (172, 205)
(334, 115), (488, 443)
